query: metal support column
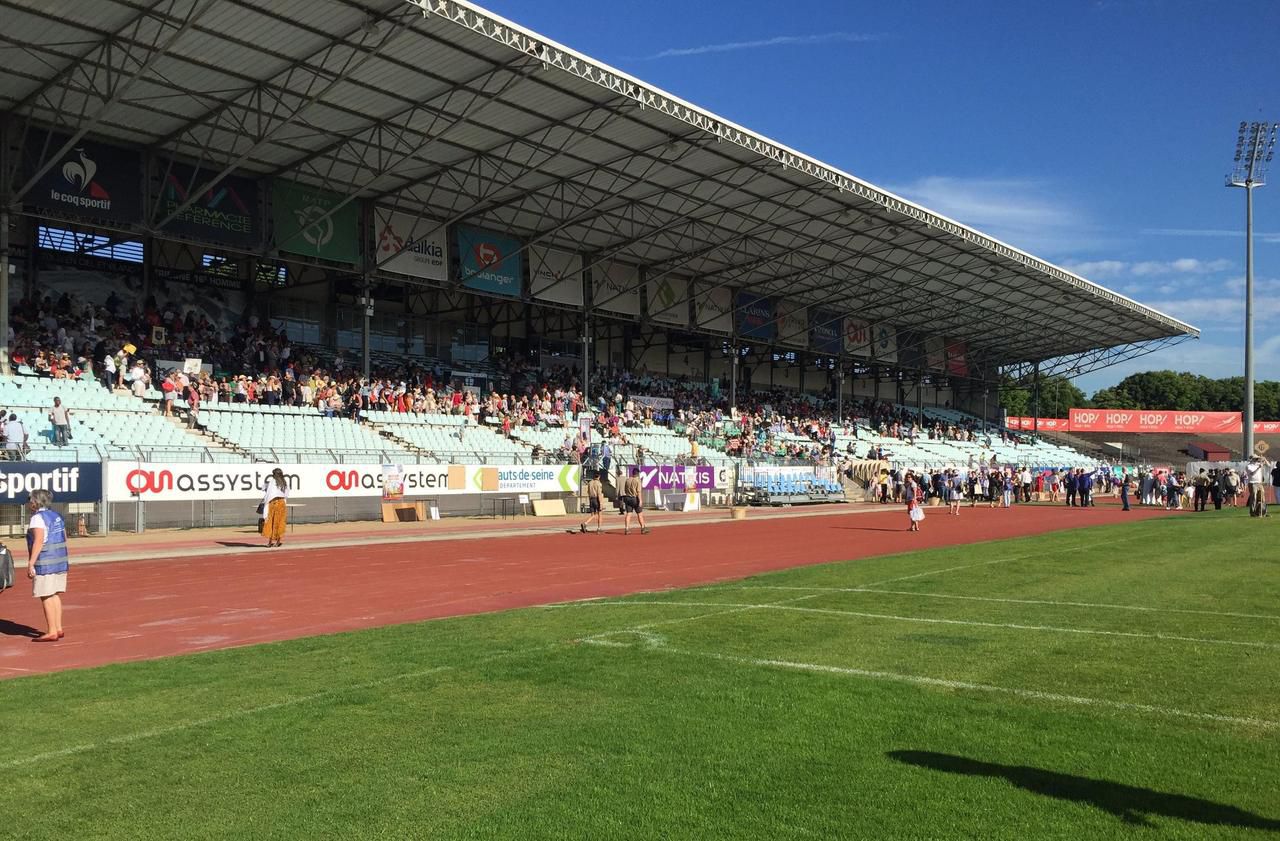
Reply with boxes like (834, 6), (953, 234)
(1031, 363), (1041, 435)
(0, 206), (10, 377)
(835, 365), (844, 422)
(360, 280), (372, 380)
(582, 312), (590, 411)
(730, 347), (739, 413)
(1244, 185), (1255, 459)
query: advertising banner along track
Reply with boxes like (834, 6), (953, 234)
(1068, 409), (1244, 434)
(106, 462), (580, 503)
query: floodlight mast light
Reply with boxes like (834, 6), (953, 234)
(1226, 121), (1278, 462)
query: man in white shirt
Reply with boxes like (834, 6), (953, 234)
(49, 397), (72, 447)
(1244, 457), (1268, 517)
(5, 413), (28, 459)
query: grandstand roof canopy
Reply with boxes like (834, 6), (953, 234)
(0, 0), (1198, 379)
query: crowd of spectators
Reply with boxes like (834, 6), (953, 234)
(11, 287), (1051, 471)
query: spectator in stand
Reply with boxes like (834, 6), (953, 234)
(5, 413), (28, 460)
(160, 371), (176, 416)
(48, 397), (72, 447)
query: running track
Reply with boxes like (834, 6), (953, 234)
(0, 504), (1167, 678)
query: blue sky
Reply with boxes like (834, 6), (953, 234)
(478, 0), (1280, 396)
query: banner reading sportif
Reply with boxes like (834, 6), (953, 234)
(0, 463), (102, 505)
(373, 207), (448, 281)
(271, 181), (360, 263)
(774, 299), (808, 348)
(26, 132), (143, 225)
(593, 259), (642, 315)
(105, 462), (580, 503)
(528, 245), (583, 307)
(1006, 417), (1070, 432)
(646, 274), (689, 327)
(695, 283), (733, 333)
(158, 161), (260, 248)
(735, 292), (776, 340)
(809, 310), (842, 354)
(1067, 409), (1245, 434)
(455, 225), (523, 297)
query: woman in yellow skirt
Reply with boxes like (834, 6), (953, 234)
(260, 467), (289, 548)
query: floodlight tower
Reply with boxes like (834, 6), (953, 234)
(1227, 120), (1278, 460)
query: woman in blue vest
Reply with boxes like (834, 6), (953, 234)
(26, 488), (68, 642)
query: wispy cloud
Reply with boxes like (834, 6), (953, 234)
(886, 176), (1104, 257)
(640, 32), (884, 60)
(1064, 257), (1235, 278)
(1142, 228), (1280, 245)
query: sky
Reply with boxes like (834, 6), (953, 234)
(474, 0), (1280, 396)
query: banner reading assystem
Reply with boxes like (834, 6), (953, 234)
(106, 462), (580, 503)
(1068, 409), (1244, 434)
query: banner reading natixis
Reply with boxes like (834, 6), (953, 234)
(1068, 409), (1244, 434)
(106, 462), (580, 503)
(631, 464), (715, 491)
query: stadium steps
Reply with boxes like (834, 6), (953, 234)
(163, 414), (249, 462)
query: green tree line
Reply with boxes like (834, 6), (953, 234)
(999, 371), (1280, 419)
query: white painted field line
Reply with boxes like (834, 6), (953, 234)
(579, 637), (1280, 731)
(0, 644), (558, 772)
(742, 585), (1280, 623)
(573, 600), (1280, 650)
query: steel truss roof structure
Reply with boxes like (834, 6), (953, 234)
(0, 0), (1197, 384)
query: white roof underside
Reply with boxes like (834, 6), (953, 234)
(0, 0), (1198, 371)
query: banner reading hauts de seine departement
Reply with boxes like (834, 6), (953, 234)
(272, 181), (360, 263)
(456, 225), (523, 297)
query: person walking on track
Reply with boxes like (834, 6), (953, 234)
(26, 488), (68, 642)
(621, 470), (649, 535)
(579, 472), (605, 533)
(260, 467), (289, 547)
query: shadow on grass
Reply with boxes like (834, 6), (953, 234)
(0, 619), (41, 637)
(888, 750), (1280, 831)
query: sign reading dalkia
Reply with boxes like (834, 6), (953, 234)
(106, 462), (580, 503)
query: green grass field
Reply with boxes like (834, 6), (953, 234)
(3, 512), (1278, 839)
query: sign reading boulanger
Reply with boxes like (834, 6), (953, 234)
(0, 463), (102, 504)
(105, 463), (579, 503)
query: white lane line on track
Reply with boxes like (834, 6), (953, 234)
(579, 635), (1280, 731)
(569, 600), (1280, 650)
(738, 585), (1280, 622)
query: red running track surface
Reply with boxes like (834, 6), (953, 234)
(0, 504), (1167, 678)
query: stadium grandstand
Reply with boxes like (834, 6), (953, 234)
(0, 0), (1198, 530)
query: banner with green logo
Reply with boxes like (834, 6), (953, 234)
(271, 181), (360, 263)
